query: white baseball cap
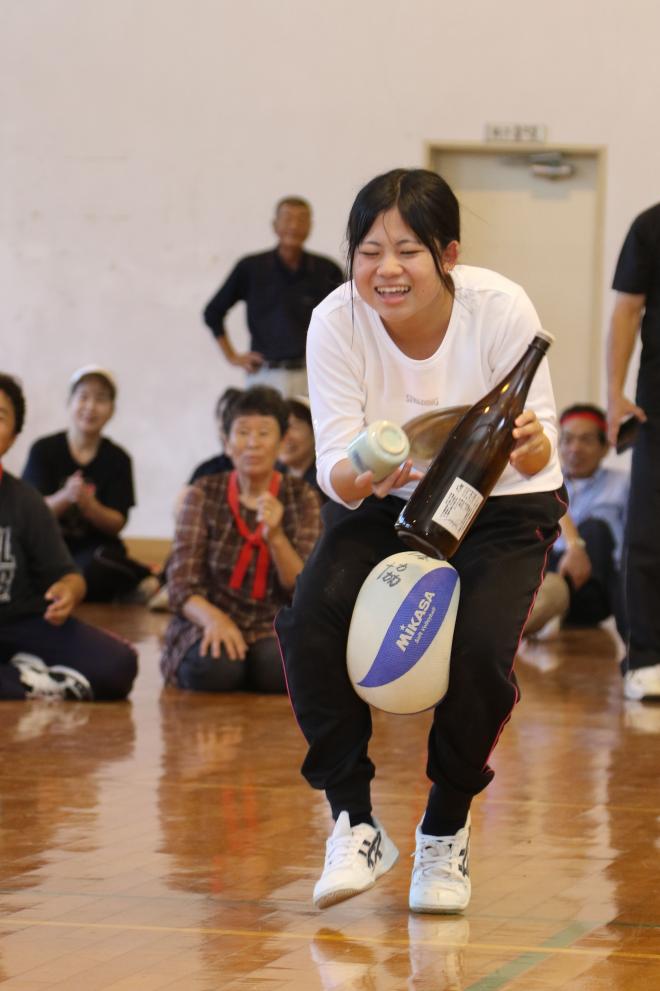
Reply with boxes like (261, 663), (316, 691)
(69, 365), (117, 399)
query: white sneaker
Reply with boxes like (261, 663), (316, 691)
(623, 701), (660, 734)
(10, 654), (93, 701)
(409, 815), (471, 914)
(313, 811), (399, 909)
(121, 574), (161, 605)
(623, 664), (660, 701)
(48, 665), (94, 700)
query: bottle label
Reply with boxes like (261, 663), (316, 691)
(431, 477), (484, 539)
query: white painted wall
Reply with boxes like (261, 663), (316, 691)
(2, 0), (658, 536)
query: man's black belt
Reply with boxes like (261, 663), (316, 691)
(263, 358), (306, 370)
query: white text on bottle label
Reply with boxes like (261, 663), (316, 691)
(431, 477), (484, 539)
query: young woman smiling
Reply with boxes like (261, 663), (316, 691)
(275, 168), (566, 914)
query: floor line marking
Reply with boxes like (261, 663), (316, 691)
(464, 923), (593, 990)
(0, 917), (658, 962)
(0, 890), (658, 931)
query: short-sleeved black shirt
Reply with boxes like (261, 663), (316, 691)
(0, 469), (78, 622)
(612, 203), (660, 411)
(22, 432), (135, 550)
(203, 249), (344, 361)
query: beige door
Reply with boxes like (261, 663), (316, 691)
(429, 144), (605, 413)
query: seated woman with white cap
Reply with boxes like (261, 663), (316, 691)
(22, 366), (157, 603)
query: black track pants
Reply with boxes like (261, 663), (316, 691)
(0, 615), (138, 700)
(624, 413), (660, 671)
(275, 489), (564, 823)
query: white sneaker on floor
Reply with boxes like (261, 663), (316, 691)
(121, 574), (161, 605)
(10, 654), (93, 701)
(409, 815), (471, 914)
(48, 665), (94, 700)
(623, 701), (660, 734)
(10, 654), (59, 699)
(313, 811), (399, 909)
(623, 664), (660, 701)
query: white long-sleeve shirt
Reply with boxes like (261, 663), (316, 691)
(306, 264), (563, 508)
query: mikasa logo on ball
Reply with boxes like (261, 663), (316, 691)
(357, 569), (458, 688)
(347, 551), (459, 713)
(395, 591), (436, 653)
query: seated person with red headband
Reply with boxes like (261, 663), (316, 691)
(160, 386), (322, 693)
(526, 403), (629, 642)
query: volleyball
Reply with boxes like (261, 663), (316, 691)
(347, 551), (460, 714)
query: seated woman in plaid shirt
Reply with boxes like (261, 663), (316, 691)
(160, 386), (322, 693)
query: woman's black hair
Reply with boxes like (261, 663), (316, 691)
(288, 398), (312, 427)
(225, 385), (290, 437)
(0, 373), (26, 435)
(346, 168), (460, 297)
(215, 387), (243, 435)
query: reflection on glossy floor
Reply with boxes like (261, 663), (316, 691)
(1, 607), (659, 989)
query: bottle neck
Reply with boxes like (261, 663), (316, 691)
(505, 337), (549, 395)
(529, 334), (552, 357)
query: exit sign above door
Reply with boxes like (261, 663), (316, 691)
(484, 122), (547, 143)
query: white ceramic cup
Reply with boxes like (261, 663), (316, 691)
(347, 420), (411, 482)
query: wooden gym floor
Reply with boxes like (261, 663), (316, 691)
(1, 605), (659, 989)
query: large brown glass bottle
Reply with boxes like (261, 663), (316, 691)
(395, 330), (554, 559)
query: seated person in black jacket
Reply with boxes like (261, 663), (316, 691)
(188, 386), (242, 483)
(277, 395), (323, 497)
(22, 366), (157, 603)
(0, 374), (138, 700)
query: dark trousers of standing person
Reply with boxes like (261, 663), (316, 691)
(548, 517), (627, 640)
(176, 636), (286, 694)
(275, 489), (564, 827)
(73, 542), (152, 602)
(0, 614), (138, 700)
(623, 412), (660, 672)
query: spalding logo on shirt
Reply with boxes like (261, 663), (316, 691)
(357, 567), (459, 688)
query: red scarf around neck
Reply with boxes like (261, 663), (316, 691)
(227, 470), (282, 600)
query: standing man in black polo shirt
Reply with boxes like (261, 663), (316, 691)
(606, 201), (660, 701)
(203, 196), (344, 397)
